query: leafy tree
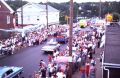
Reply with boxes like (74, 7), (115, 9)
(6, 0), (28, 11)
(6, 1), (120, 24)
(112, 12), (120, 22)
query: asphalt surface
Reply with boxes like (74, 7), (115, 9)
(0, 44), (47, 77)
(0, 38), (67, 78)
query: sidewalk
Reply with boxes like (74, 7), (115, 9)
(95, 48), (102, 78)
(72, 48), (102, 78)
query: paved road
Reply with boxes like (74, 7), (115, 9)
(0, 38), (67, 78)
(0, 43), (48, 77)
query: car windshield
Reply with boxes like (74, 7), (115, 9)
(6, 69), (13, 75)
(48, 43), (57, 46)
(47, 40), (57, 45)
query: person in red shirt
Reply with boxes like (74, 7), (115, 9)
(48, 54), (52, 62)
(85, 62), (90, 77)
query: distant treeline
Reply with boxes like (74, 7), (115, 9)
(6, 0), (120, 24)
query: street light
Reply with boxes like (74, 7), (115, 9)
(21, 0), (23, 28)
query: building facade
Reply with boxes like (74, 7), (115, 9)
(17, 3), (60, 26)
(0, 0), (15, 29)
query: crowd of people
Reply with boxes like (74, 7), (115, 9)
(33, 24), (105, 78)
(0, 23), (105, 78)
(0, 24), (65, 56)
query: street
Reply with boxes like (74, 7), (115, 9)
(0, 44), (47, 77)
(0, 39), (52, 77)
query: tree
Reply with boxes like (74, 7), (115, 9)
(6, 0), (28, 11)
(112, 12), (120, 22)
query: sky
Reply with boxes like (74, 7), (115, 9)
(24, 0), (120, 3)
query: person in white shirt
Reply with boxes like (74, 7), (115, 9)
(56, 70), (66, 78)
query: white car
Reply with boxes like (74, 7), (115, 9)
(0, 66), (23, 78)
(41, 40), (60, 52)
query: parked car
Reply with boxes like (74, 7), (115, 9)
(1, 46), (12, 55)
(41, 39), (60, 52)
(0, 66), (23, 78)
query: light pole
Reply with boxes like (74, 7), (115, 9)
(21, 0), (23, 28)
(99, 0), (102, 19)
(68, 0), (73, 78)
(46, 0), (48, 29)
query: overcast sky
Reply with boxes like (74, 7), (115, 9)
(23, 0), (119, 3)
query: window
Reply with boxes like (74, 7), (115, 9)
(6, 69), (13, 75)
(28, 16), (30, 20)
(7, 15), (10, 24)
(37, 16), (39, 21)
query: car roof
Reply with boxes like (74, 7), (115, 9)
(0, 66), (23, 76)
(0, 67), (11, 76)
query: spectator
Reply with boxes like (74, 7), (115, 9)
(40, 66), (46, 78)
(85, 62), (90, 77)
(89, 63), (96, 78)
(80, 66), (86, 78)
(56, 69), (66, 78)
(48, 54), (52, 62)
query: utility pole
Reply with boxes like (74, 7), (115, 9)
(68, 0), (73, 78)
(46, 0), (48, 29)
(21, 0), (23, 28)
(99, 0), (102, 19)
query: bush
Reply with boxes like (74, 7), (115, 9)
(112, 12), (120, 22)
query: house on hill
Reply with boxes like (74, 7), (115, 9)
(17, 3), (60, 26)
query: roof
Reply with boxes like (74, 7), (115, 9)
(104, 24), (120, 65)
(0, 0), (14, 13)
(0, 66), (11, 76)
(17, 3), (59, 12)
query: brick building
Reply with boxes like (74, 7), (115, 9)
(0, 0), (15, 29)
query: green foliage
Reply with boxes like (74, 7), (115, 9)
(6, 1), (120, 24)
(6, 0), (28, 11)
(112, 12), (120, 22)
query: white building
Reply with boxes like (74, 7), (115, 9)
(17, 3), (60, 25)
